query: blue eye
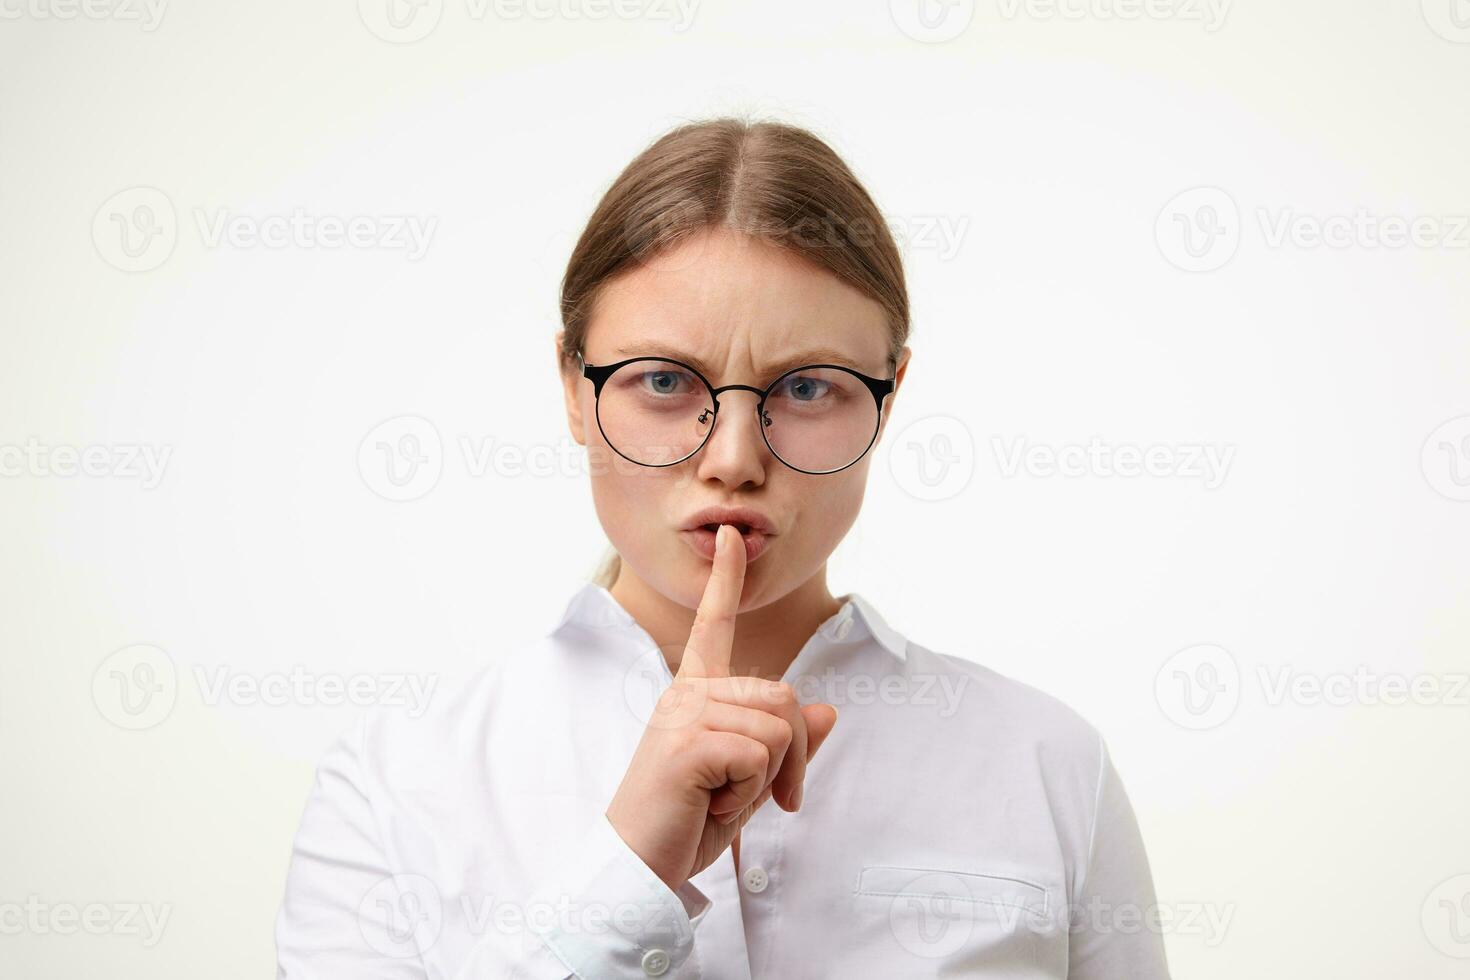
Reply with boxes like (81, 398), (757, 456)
(781, 375), (830, 401)
(643, 371), (685, 394)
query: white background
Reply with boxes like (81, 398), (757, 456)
(2, 1), (1468, 977)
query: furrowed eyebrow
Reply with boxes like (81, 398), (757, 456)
(612, 343), (716, 375)
(611, 342), (875, 381)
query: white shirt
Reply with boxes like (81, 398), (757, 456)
(275, 581), (1170, 979)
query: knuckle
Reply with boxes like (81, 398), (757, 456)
(654, 680), (702, 713)
(764, 680), (797, 707)
(655, 686), (684, 713)
(703, 609), (736, 630)
(693, 729), (731, 764)
(724, 674), (756, 696)
(759, 720), (793, 763)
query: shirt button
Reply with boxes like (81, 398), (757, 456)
(743, 866), (769, 893)
(834, 618), (853, 641)
(641, 947), (670, 976)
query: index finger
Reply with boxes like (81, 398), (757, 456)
(678, 523), (747, 679)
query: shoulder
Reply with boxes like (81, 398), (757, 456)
(338, 632), (574, 788)
(906, 641), (1107, 782)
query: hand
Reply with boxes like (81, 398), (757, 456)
(604, 524), (840, 891)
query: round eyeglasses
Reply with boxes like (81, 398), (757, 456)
(580, 353), (896, 475)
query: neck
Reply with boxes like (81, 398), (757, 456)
(609, 562), (843, 681)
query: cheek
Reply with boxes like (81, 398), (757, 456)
(589, 467), (655, 533)
(587, 459), (681, 560)
(790, 472), (867, 550)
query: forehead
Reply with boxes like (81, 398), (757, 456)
(585, 226), (891, 377)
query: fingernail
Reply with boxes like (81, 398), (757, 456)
(793, 784), (804, 811)
(715, 525), (726, 556)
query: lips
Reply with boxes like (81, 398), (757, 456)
(679, 505), (777, 563)
(680, 505), (777, 537)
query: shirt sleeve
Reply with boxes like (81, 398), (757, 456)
(274, 717), (713, 979)
(1066, 737), (1172, 980)
(516, 810), (714, 977)
(274, 716), (441, 979)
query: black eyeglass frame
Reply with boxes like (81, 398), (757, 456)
(578, 353), (897, 475)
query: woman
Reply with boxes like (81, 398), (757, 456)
(275, 118), (1171, 978)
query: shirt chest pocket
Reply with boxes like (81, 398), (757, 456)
(852, 864), (1067, 974)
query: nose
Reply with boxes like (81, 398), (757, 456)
(694, 388), (769, 488)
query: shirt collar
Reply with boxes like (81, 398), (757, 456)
(552, 580), (908, 662)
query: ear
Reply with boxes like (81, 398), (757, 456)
(891, 344), (911, 393)
(877, 344), (911, 437)
(557, 330), (587, 446)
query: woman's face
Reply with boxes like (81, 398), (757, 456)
(559, 226), (910, 613)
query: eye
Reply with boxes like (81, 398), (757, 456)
(641, 369), (693, 395)
(778, 374), (831, 402)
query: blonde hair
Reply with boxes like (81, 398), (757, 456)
(561, 116), (912, 589)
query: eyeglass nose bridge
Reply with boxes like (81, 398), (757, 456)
(699, 383), (773, 428)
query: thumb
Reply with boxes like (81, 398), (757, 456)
(800, 703), (839, 760)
